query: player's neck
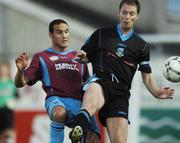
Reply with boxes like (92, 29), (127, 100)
(121, 28), (133, 36)
(51, 46), (68, 52)
(119, 25), (133, 36)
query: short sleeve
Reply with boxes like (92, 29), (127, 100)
(24, 54), (42, 85)
(138, 43), (152, 73)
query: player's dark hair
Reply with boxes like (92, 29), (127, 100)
(49, 19), (68, 33)
(119, 0), (141, 14)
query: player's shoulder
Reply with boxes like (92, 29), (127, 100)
(96, 25), (115, 33)
(132, 31), (150, 51)
(30, 49), (51, 60)
(31, 49), (78, 61)
(67, 49), (78, 56)
(92, 26), (116, 38)
(133, 31), (147, 44)
(33, 50), (47, 57)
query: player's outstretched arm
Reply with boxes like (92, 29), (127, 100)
(74, 50), (89, 64)
(141, 72), (174, 99)
(14, 52), (29, 88)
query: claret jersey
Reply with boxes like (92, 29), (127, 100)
(24, 48), (89, 100)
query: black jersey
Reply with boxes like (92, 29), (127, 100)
(81, 24), (151, 90)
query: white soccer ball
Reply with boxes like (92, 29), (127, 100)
(162, 56), (180, 82)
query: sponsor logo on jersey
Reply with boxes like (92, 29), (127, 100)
(49, 56), (59, 61)
(55, 63), (79, 71)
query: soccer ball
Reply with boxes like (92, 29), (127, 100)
(162, 56), (180, 82)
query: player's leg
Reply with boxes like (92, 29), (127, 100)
(85, 115), (101, 143)
(85, 131), (100, 143)
(45, 96), (67, 143)
(82, 82), (105, 116)
(106, 117), (128, 143)
(69, 82), (105, 143)
(98, 82), (129, 143)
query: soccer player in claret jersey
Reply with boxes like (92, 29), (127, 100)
(14, 19), (100, 143)
(69, 0), (175, 143)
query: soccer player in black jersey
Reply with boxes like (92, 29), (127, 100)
(69, 0), (175, 143)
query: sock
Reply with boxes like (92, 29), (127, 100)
(71, 109), (90, 134)
(50, 121), (64, 143)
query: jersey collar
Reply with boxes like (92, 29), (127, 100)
(46, 47), (73, 55)
(116, 23), (134, 42)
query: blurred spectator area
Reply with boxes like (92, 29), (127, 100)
(1, 0), (180, 60)
(30, 0), (180, 33)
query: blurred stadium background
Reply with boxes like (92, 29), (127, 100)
(0, 0), (180, 143)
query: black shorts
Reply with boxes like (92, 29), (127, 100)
(95, 78), (130, 127)
(0, 106), (14, 133)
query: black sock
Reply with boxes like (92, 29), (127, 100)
(71, 109), (90, 134)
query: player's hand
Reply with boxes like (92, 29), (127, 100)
(74, 50), (89, 63)
(157, 87), (175, 99)
(15, 52), (29, 72)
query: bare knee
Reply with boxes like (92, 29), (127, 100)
(52, 106), (67, 123)
(82, 83), (105, 116)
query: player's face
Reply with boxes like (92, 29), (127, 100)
(50, 23), (70, 51)
(119, 3), (138, 33)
